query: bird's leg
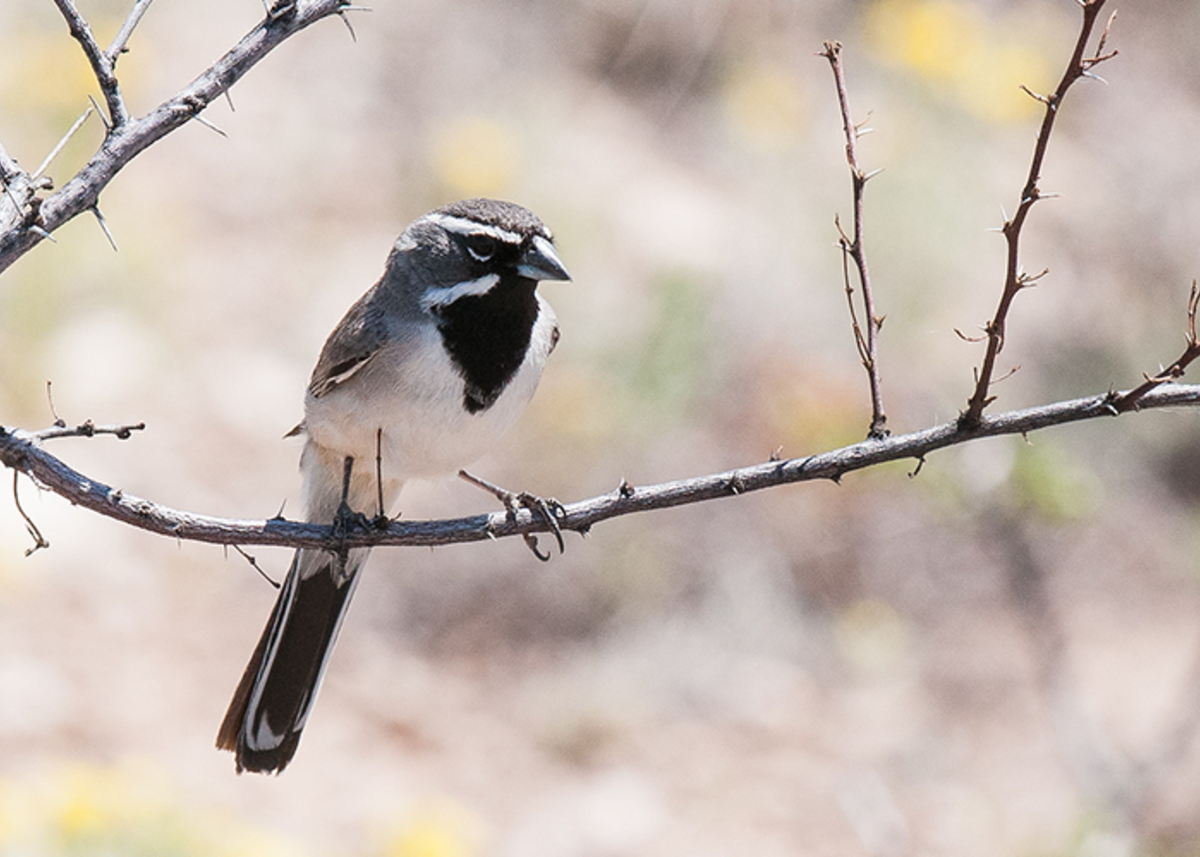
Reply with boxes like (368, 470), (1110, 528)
(371, 427), (392, 530)
(457, 469), (566, 561)
(330, 456), (374, 577)
(332, 456), (368, 535)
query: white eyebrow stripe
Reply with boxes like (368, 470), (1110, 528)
(420, 273), (501, 310)
(425, 213), (525, 245)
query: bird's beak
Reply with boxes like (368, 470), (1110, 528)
(517, 234), (571, 282)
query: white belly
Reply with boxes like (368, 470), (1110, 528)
(299, 298), (556, 520)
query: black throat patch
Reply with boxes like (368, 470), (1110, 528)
(434, 274), (540, 414)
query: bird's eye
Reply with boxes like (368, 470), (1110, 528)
(464, 233), (497, 262)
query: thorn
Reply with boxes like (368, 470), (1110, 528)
(1095, 9), (1117, 57)
(1019, 84), (1050, 105)
(29, 225), (57, 243)
(90, 205), (118, 251)
(88, 94), (111, 132)
(34, 102), (95, 179)
(994, 364), (1021, 384)
(861, 167), (885, 182)
(192, 113), (228, 138)
(45, 381), (65, 427)
(223, 89), (236, 112)
(1016, 267), (1050, 287)
(338, 9), (358, 41)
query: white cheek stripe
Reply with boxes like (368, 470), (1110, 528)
(424, 213), (525, 245)
(420, 273), (501, 310)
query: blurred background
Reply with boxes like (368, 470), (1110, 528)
(2, 0), (1200, 854)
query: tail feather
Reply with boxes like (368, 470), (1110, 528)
(217, 549), (364, 774)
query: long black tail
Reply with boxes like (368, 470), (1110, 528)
(216, 549), (363, 774)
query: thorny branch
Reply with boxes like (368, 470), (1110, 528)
(1109, 280), (1200, 413)
(960, 0), (1118, 428)
(821, 40), (888, 440)
(52, 0), (130, 128)
(0, 0), (354, 275)
(106, 0), (156, 66)
(4, 384), (1200, 557)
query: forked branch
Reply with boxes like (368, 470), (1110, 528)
(960, 0), (1117, 428)
(0, 0), (353, 275)
(4, 383), (1200, 557)
(1110, 281), (1200, 412)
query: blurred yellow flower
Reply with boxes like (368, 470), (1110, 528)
(0, 762), (308, 857)
(430, 116), (520, 198)
(52, 765), (127, 838)
(385, 797), (486, 857)
(865, 0), (1053, 124)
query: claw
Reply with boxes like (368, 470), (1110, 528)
(514, 491), (566, 555)
(458, 470), (567, 558)
(523, 533), (552, 562)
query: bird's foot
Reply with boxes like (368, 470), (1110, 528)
(331, 500), (373, 540)
(458, 470), (566, 561)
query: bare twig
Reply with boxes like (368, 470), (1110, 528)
(28, 420), (146, 443)
(1109, 281), (1200, 412)
(230, 544), (279, 588)
(52, 0), (130, 128)
(105, 0), (156, 66)
(13, 471), (50, 557)
(44, 381), (66, 428)
(821, 40), (888, 440)
(0, 0), (353, 275)
(3, 384), (1200, 557)
(960, 0), (1117, 428)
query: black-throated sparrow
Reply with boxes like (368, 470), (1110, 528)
(216, 198), (570, 774)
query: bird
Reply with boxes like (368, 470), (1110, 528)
(216, 198), (571, 774)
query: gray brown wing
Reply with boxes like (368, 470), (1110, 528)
(307, 289), (389, 399)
